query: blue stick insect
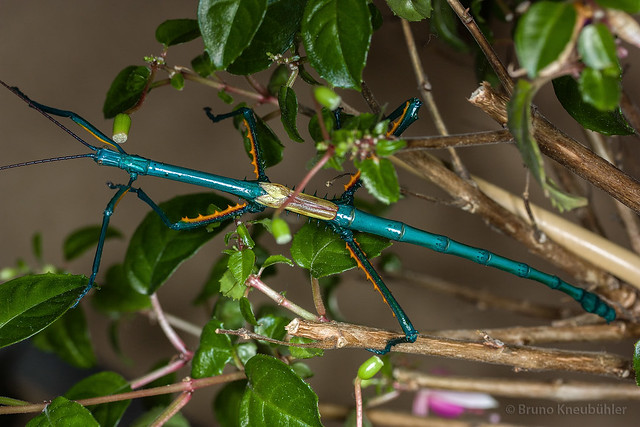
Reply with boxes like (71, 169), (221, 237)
(0, 80), (615, 354)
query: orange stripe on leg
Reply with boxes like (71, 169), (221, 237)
(243, 119), (260, 179)
(345, 240), (392, 309)
(343, 170), (361, 192)
(181, 202), (247, 223)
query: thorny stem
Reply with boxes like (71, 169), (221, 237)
(0, 372), (247, 415)
(246, 274), (320, 321)
(400, 19), (469, 179)
(394, 368), (640, 400)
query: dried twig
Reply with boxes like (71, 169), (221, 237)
(286, 319), (632, 378)
(391, 150), (628, 310)
(426, 323), (640, 345)
(401, 129), (513, 150)
(389, 269), (565, 319)
(469, 83), (640, 214)
(394, 369), (640, 401)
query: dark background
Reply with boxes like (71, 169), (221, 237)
(1, 1), (639, 425)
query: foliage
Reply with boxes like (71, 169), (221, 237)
(1, 0), (639, 425)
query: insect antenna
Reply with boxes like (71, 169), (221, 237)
(0, 154), (94, 171)
(0, 79), (100, 152)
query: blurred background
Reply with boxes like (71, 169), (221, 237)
(1, 1), (639, 425)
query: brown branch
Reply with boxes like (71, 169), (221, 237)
(446, 0), (513, 95)
(402, 129), (513, 150)
(469, 82), (640, 214)
(391, 150), (632, 311)
(400, 18), (469, 179)
(286, 319), (632, 379)
(394, 369), (640, 401)
(389, 269), (565, 319)
(426, 323), (640, 345)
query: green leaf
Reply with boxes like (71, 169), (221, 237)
(198, 0), (268, 70)
(386, 0), (431, 21)
(543, 178), (588, 212)
(63, 225), (122, 261)
(103, 66), (151, 118)
(124, 193), (232, 295)
(227, 0), (306, 74)
(239, 297), (258, 326)
(514, 2), (576, 78)
(254, 314), (289, 345)
(430, 0), (466, 51)
(291, 361), (314, 379)
(579, 67), (621, 111)
(552, 76), (634, 135)
(191, 52), (216, 78)
(375, 139), (406, 157)
(214, 380), (248, 427)
(0, 274), (87, 348)
(240, 354), (322, 426)
(355, 157), (401, 204)
(302, 0), (372, 90)
(65, 372), (131, 427)
(289, 336), (323, 359)
(92, 264), (151, 313)
(595, 0), (640, 13)
(369, 2), (383, 30)
(634, 340), (640, 386)
(235, 342), (257, 364)
(278, 86), (304, 142)
(32, 306), (96, 368)
(155, 19), (200, 46)
(192, 318), (234, 378)
(507, 80), (546, 187)
(170, 73), (185, 91)
(267, 64), (289, 95)
(262, 254), (294, 270)
(578, 24), (620, 73)
(229, 249), (255, 285)
(508, 80), (587, 211)
(214, 297), (245, 330)
(27, 396), (99, 427)
(291, 223), (391, 278)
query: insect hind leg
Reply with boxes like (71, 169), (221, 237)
(203, 106), (269, 182)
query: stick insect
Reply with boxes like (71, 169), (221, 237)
(0, 80), (615, 354)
